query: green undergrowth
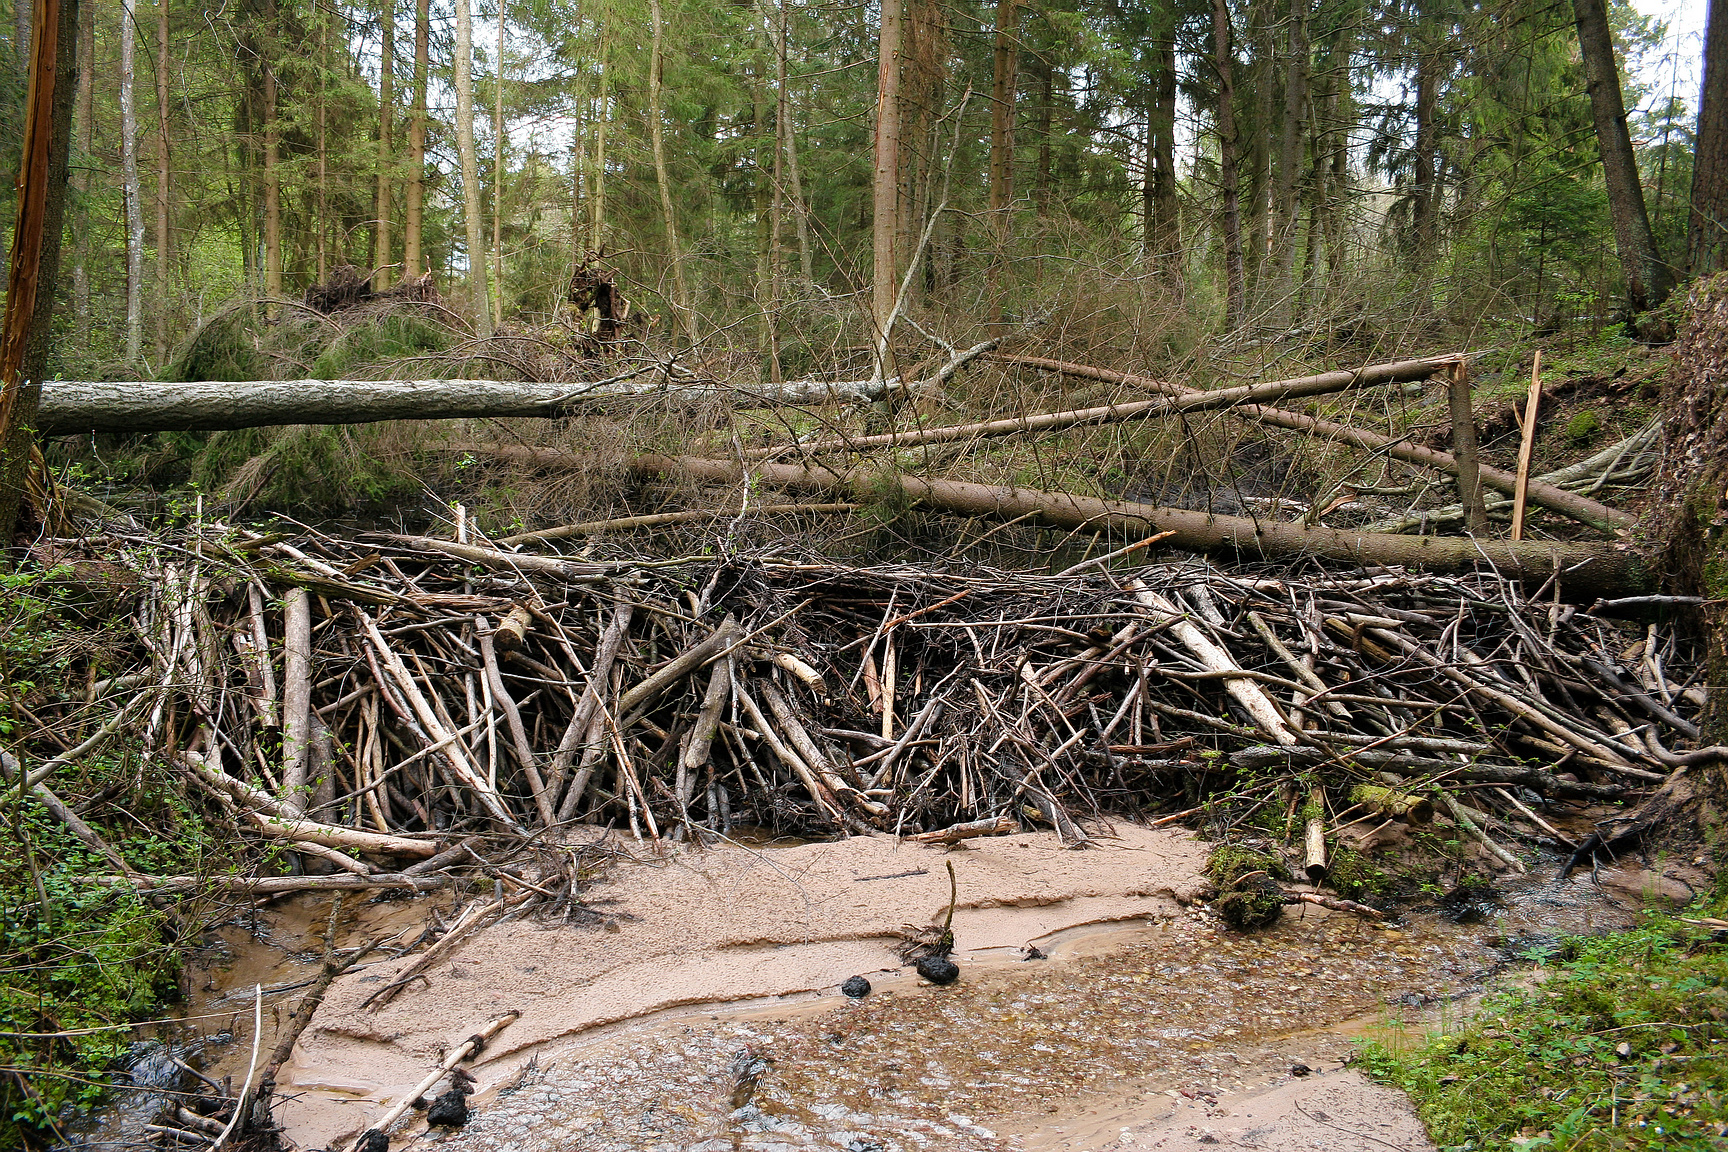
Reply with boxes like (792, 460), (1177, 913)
(1, 562), (223, 1146)
(1360, 891), (1728, 1151)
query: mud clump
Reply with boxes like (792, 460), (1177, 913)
(1206, 846), (1287, 931)
(426, 1088), (470, 1128)
(915, 955), (960, 985)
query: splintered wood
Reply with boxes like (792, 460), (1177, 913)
(51, 522), (1716, 886)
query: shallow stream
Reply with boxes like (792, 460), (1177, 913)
(63, 835), (1696, 1152)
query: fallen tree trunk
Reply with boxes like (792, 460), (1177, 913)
(36, 340), (1002, 435)
(475, 446), (1648, 595)
(991, 352), (1634, 533)
(746, 353), (1460, 458)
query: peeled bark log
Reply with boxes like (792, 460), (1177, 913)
(37, 340), (1000, 435)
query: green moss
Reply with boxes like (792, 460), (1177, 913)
(1361, 895), (1728, 1151)
(1327, 845), (1391, 902)
(1206, 846), (1287, 931)
(1564, 409), (1602, 444)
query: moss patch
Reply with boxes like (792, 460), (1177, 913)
(1361, 893), (1728, 1150)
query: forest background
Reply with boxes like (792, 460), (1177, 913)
(0, 0), (1716, 386)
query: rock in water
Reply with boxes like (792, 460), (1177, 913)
(357, 1130), (390, 1152)
(915, 955), (959, 985)
(426, 1088), (470, 1128)
(840, 975), (871, 998)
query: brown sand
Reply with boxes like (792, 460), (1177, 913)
(282, 826), (1213, 1148)
(1087, 1070), (1437, 1151)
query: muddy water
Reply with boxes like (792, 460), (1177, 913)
(417, 859), (1683, 1152)
(60, 896), (445, 1151)
(69, 837), (1694, 1152)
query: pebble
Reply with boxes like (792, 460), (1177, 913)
(840, 976), (872, 998)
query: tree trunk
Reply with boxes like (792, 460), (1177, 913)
(374, 0), (393, 288)
(1146, 21), (1179, 274)
(1410, 46), (1437, 262)
(0, 0), (78, 549)
(872, 0), (904, 368)
(1573, 0), (1673, 310)
(37, 340), (1002, 432)
(154, 0), (171, 358)
(1212, 0), (1245, 330)
(591, 454), (1645, 597)
(262, 0), (281, 308)
(988, 0), (1018, 221)
(315, 9), (328, 283)
(492, 0), (505, 329)
(1272, 0), (1307, 296)
(589, 23), (606, 252)
(1690, 0), (1727, 277)
(647, 0), (697, 345)
(404, 0), (427, 279)
(72, 0), (91, 324)
(454, 0), (493, 335)
(121, 0), (142, 362)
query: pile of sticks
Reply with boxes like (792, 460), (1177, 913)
(19, 514), (1716, 896)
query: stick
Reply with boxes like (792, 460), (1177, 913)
(478, 624), (556, 826)
(210, 984), (260, 1149)
(1439, 790), (1526, 873)
(908, 815), (1016, 844)
(280, 588), (313, 813)
(1055, 530), (1176, 577)
(1511, 350), (1542, 540)
(345, 1011), (519, 1150)
(1130, 582), (1299, 745)
(1447, 360), (1489, 534)
(500, 503), (857, 545)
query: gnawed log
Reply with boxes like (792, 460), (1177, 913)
(908, 815), (1017, 844)
(36, 340), (1002, 435)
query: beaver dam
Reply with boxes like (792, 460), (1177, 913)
(9, 505), (1718, 1151)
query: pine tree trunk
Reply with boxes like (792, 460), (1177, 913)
(72, 0), (92, 324)
(872, 0), (904, 369)
(1272, 0), (1307, 295)
(374, 0), (393, 287)
(1690, 0), (1727, 277)
(647, 0), (696, 344)
(1410, 46), (1437, 262)
(492, 1), (505, 328)
(1573, 0), (1673, 310)
(1, 0), (78, 549)
(454, 0), (494, 336)
(121, 0), (143, 363)
(315, 11), (328, 283)
(988, 0), (1018, 221)
(262, 0), (281, 308)
(590, 31), (606, 252)
(154, 0), (170, 357)
(1212, 0), (1245, 330)
(404, 0), (426, 278)
(1146, 19), (1179, 276)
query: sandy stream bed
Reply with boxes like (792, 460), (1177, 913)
(228, 824), (1680, 1152)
